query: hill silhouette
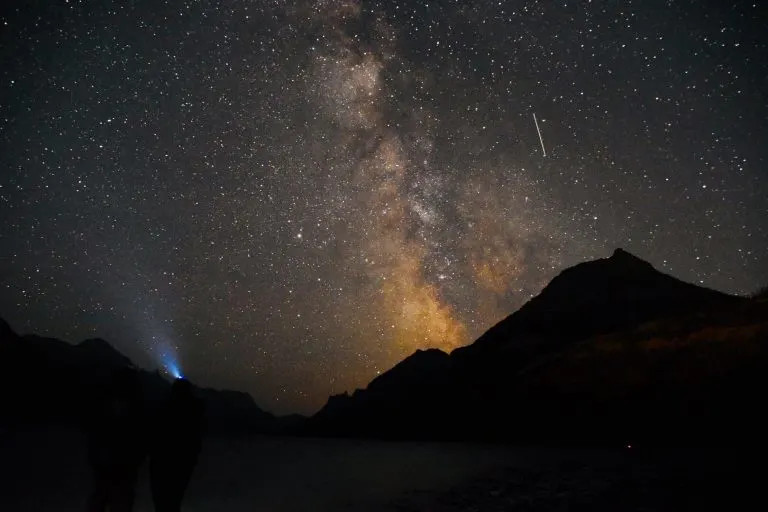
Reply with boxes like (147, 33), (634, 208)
(455, 248), (740, 361)
(308, 248), (768, 444)
(0, 320), (277, 434)
(3, 249), (767, 444)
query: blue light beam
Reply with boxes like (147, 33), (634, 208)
(164, 358), (183, 379)
(157, 338), (183, 380)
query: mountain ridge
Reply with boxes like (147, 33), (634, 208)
(308, 248), (765, 443)
(3, 248), (766, 444)
(0, 319), (280, 434)
(454, 247), (739, 360)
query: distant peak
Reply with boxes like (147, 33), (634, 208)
(609, 248), (653, 268)
(77, 337), (135, 367)
(611, 247), (637, 259)
(413, 348), (448, 357)
(78, 337), (114, 350)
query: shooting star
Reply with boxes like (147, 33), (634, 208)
(533, 113), (547, 157)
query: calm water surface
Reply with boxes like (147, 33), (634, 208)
(5, 427), (734, 511)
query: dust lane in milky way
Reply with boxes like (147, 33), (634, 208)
(1, 0), (766, 414)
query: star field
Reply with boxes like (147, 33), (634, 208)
(1, 0), (766, 414)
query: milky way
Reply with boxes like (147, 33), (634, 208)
(1, 1), (766, 414)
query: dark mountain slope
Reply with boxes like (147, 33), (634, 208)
(0, 320), (276, 433)
(310, 348), (454, 438)
(309, 249), (762, 443)
(454, 248), (741, 364)
(512, 296), (768, 443)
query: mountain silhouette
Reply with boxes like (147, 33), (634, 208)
(455, 248), (739, 362)
(3, 249), (766, 444)
(0, 321), (277, 433)
(309, 248), (768, 444)
(76, 338), (135, 368)
(310, 348), (454, 438)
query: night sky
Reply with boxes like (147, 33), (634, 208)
(1, 1), (766, 414)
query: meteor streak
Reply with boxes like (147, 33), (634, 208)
(533, 113), (547, 157)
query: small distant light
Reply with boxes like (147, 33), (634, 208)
(627, 444), (632, 449)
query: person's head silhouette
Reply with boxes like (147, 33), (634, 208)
(171, 377), (193, 399)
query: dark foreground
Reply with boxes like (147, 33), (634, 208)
(378, 451), (764, 511)
(1, 426), (762, 511)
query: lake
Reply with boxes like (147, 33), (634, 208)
(1, 426), (757, 511)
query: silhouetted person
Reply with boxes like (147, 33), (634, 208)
(150, 378), (203, 512)
(86, 367), (146, 512)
